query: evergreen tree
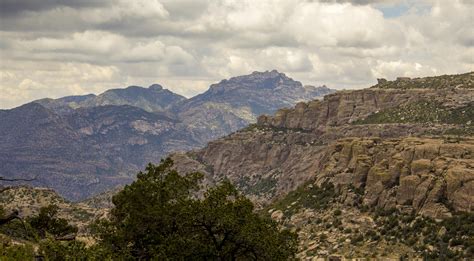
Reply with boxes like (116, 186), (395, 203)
(28, 204), (78, 238)
(93, 158), (297, 260)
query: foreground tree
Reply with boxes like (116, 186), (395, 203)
(93, 158), (297, 260)
(188, 181), (297, 260)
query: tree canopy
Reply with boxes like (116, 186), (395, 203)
(28, 204), (78, 239)
(93, 158), (297, 260)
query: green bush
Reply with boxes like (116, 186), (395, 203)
(28, 204), (78, 238)
(0, 240), (35, 261)
(270, 181), (336, 217)
(39, 240), (89, 261)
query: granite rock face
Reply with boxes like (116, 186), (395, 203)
(168, 72), (473, 258)
(320, 137), (473, 218)
(257, 87), (473, 131)
(173, 72), (474, 218)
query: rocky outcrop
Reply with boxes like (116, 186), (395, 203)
(257, 88), (473, 131)
(371, 71), (473, 89)
(173, 72), (473, 219)
(316, 137), (473, 218)
(174, 131), (473, 218)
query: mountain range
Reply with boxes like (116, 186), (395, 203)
(1, 71), (473, 259)
(0, 70), (334, 200)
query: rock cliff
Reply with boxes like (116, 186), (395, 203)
(171, 72), (473, 258)
(174, 74), (473, 216)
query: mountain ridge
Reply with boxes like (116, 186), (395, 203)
(35, 84), (187, 115)
(0, 70), (335, 200)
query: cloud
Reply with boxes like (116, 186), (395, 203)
(0, 0), (473, 109)
(0, 0), (108, 16)
(319, 0), (402, 5)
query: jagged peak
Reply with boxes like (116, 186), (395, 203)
(244, 69), (290, 81)
(209, 70), (297, 92)
(250, 69), (285, 77)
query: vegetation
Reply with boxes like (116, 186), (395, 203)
(28, 204), (78, 238)
(354, 101), (473, 125)
(237, 175), (278, 196)
(241, 123), (312, 134)
(367, 208), (474, 259)
(265, 180), (473, 259)
(0, 236), (35, 261)
(2, 158), (473, 259)
(38, 239), (108, 261)
(92, 158), (297, 260)
(269, 181), (336, 217)
(0, 159), (297, 259)
(0, 205), (84, 260)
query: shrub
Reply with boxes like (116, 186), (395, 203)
(28, 204), (78, 238)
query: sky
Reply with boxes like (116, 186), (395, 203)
(0, 0), (473, 109)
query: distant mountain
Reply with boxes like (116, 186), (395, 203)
(0, 103), (180, 200)
(0, 71), (334, 200)
(174, 70), (334, 142)
(36, 84), (186, 114)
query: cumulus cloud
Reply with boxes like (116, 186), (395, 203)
(320, 0), (402, 5)
(0, 0), (108, 16)
(0, 0), (473, 108)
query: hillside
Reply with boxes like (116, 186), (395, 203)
(0, 186), (106, 233)
(171, 72), (474, 259)
(0, 71), (333, 201)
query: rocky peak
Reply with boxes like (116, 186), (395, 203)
(173, 71), (335, 143)
(148, 84), (164, 91)
(248, 69), (290, 81)
(35, 83), (186, 114)
(208, 70), (298, 94)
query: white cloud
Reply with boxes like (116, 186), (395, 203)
(27, 31), (126, 54)
(0, 0), (473, 108)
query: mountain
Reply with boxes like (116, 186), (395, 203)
(174, 70), (334, 143)
(170, 72), (473, 259)
(36, 84), (186, 114)
(0, 71), (334, 201)
(2, 72), (472, 259)
(0, 186), (106, 233)
(0, 103), (180, 200)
